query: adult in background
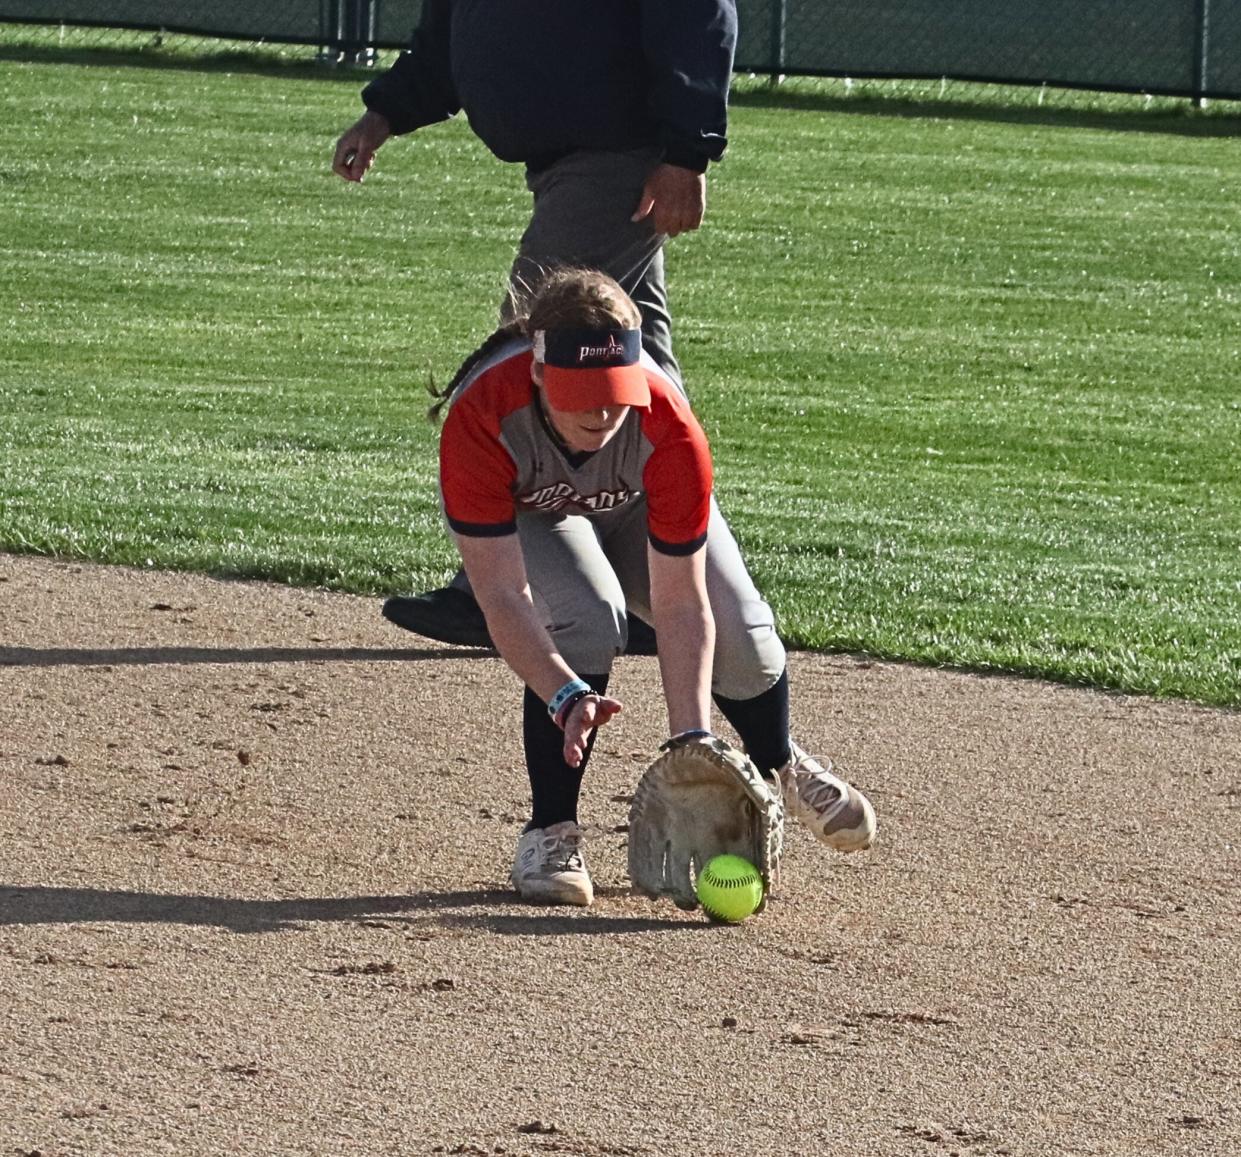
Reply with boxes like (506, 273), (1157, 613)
(331, 0), (738, 652)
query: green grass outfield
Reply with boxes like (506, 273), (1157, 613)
(2, 32), (1239, 706)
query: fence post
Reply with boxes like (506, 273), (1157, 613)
(365, 0), (378, 61)
(1192, 0), (1210, 107)
(318, 0), (344, 64)
(347, 0), (378, 66)
(768, 0), (787, 87)
(321, 0), (377, 65)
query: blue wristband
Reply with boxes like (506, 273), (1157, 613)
(547, 678), (591, 722)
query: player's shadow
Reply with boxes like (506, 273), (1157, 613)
(0, 644), (493, 667)
(0, 41), (372, 85)
(0, 884), (696, 935)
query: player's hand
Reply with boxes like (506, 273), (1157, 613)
(332, 110), (392, 182)
(562, 693), (623, 768)
(631, 164), (707, 237)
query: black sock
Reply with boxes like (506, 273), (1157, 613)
(713, 669), (791, 776)
(522, 674), (610, 830)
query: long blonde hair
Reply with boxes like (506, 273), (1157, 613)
(428, 267), (641, 421)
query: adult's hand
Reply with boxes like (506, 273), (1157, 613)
(332, 109), (393, 182)
(631, 164), (707, 238)
(562, 693), (623, 769)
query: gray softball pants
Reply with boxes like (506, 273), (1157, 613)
(517, 496), (785, 701)
(504, 147), (680, 385)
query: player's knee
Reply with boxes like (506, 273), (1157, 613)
(711, 614), (785, 702)
(549, 601), (626, 671)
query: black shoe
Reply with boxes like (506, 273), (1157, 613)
(382, 587), (659, 655)
(382, 587), (493, 648)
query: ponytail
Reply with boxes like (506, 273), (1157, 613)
(426, 320), (525, 423)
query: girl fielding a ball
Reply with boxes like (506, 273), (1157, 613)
(434, 268), (877, 906)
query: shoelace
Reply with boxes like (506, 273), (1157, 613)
(540, 832), (584, 872)
(788, 759), (848, 821)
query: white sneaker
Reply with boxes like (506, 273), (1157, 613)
(510, 821), (594, 906)
(778, 742), (876, 852)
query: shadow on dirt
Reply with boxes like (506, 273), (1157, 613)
(0, 885), (699, 935)
(0, 645), (492, 667)
(432, 911), (705, 936)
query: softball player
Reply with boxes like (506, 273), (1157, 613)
(437, 269), (876, 905)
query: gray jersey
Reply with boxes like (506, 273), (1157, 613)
(440, 339), (712, 555)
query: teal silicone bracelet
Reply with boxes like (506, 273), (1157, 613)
(547, 678), (591, 720)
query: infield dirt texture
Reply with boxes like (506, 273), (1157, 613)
(1, 553), (1238, 1156)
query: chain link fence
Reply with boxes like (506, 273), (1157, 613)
(735, 0), (1237, 101)
(2, 0), (1238, 101)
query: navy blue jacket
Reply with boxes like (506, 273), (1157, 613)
(361, 0), (737, 172)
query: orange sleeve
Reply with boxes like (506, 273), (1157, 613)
(439, 391), (518, 535)
(641, 385), (713, 554)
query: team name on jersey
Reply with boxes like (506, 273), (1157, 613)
(522, 481), (635, 513)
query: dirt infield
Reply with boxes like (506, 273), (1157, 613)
(1, 552), (1238, 1156)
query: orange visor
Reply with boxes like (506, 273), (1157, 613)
(535, 327), (651, 411)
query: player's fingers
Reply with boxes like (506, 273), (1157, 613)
(560, 695), (620, 766)
(581, 695), (622, 730)
(563, 733), (586, 768)
(561, 701), (590, 767)
(562, 717), (595, 767)
(596, 700), (622, 726)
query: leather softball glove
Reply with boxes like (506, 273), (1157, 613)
(627, 732), (784, 911)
